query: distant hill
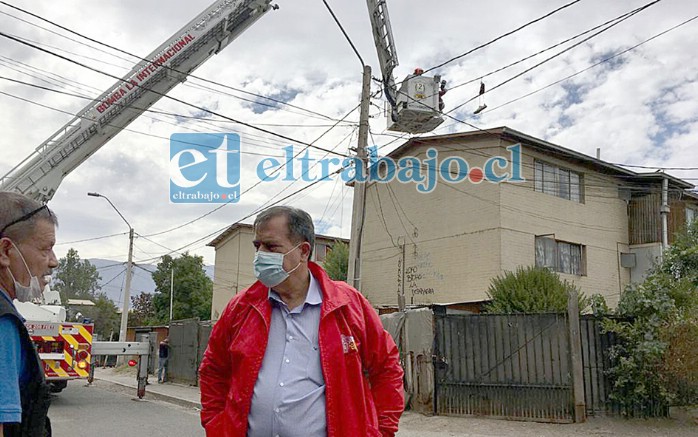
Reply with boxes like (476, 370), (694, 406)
(88, 258), (214, 307)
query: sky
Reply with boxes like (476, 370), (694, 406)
(1, 0), (697, 274)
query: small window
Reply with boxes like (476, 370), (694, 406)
(534, 160), (583, 203)
(687, 207), (697, 225)
(535, 236), (585, 275)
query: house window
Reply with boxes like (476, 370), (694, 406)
(687, 207), (697, 225)
(535, 236), (585, 275)
(534, 160), (583, 202)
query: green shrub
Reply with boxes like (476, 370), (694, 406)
(485, 266), (589, 314)
(605, 220), (698, 416)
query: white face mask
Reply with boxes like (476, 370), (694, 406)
(7, 240), (44, 303)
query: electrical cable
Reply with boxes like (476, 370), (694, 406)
(445, 0), (662, 115)
(139, 103), (361, 239)
(0, 31), (347, 158)
(481, 13), (697, 116)
(424, 0), (585, 74)
(320, 0), (365, 68)
(0, 1), (346, 124)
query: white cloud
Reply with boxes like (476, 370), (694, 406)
(1, 0), (696, 268)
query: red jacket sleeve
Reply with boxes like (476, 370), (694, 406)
(360, 295), (404, 436)
(198, 299), (236, 428)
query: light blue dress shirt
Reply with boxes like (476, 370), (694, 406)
(247, 273), (326, 437)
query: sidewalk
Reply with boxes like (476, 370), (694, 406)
(93, 366), (202, 410)
(93, 367), (695, 436)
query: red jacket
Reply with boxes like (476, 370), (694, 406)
(199, 262), (404, 437)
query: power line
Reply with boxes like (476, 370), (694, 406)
(482, 12), (696, 116)
(446, 0), (662, 115)
(132, 164), (353, 264)
(0, 31), (348, 159)
(321, 0), (365, 67)
(55, 232), (128, 246)
(424, 0), (585, 74)
(0, 1), (345, 124)
(0, 74), (353, 159)
(442, 4), (653, 95)
(139, 103), (361, 239)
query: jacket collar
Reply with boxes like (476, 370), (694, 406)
(241, 262), (350, 318)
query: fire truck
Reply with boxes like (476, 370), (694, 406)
(0, 0), (443, 395)
(13, 291), (93, 393)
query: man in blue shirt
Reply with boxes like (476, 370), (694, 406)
(0, 192), (58, 436)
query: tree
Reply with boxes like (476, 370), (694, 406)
(323, 240), (348, 282)
(129, 293), (156, 327)
(79, 293), (120, 340)
(485, 266), (589, 314)
(53, 248), (101, 304)
(605, 220), (698, 414)
(152, 253), (212, 323)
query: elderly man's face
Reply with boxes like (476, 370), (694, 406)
(253, 215), (307, 274)
(9, 219), (58, 289)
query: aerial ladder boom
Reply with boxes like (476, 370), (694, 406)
(366, 0), (444, 134)
(0, 0), (275, 203)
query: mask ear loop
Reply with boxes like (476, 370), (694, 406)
(8, 240), (33, 286)
(285, 242), (307, 275)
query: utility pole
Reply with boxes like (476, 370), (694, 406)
(121, 228), (134, 343)
(87, 191), (134, 366)
(347, 65), (372, 291)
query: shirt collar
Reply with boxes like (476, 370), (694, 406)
(269, 272), (323, 307)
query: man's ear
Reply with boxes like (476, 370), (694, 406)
(0, 238), (13, 269)
(301, 241), (312, 262)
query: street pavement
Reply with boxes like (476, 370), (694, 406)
(92, 367), (696, 436)
(48, 378), (202, 436)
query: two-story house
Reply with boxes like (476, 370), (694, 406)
(359, 127), (697, 309)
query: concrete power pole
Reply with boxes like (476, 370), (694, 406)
(120, 228), (134, 343)
(347, 65), (372, 291)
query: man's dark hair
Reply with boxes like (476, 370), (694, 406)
(254, 206), (315, 257)
(0, 192), (58, 242)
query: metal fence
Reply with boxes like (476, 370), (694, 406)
(580, 316), (618, 416)
(434, 312), (574, 423)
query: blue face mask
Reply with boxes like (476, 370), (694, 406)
(253, 243), (303, 288)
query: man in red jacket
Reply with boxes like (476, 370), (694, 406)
(199, 206), (404, 437)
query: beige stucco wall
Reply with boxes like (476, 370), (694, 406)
(498, 142), (630, 307)
(361, 136), (631, 308)
(211, 226), (257, 320)
(361, 137), (504, 305)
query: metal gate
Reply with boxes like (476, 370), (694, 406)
(168, 318), (200, 385)
(434, 312), (573, 423)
